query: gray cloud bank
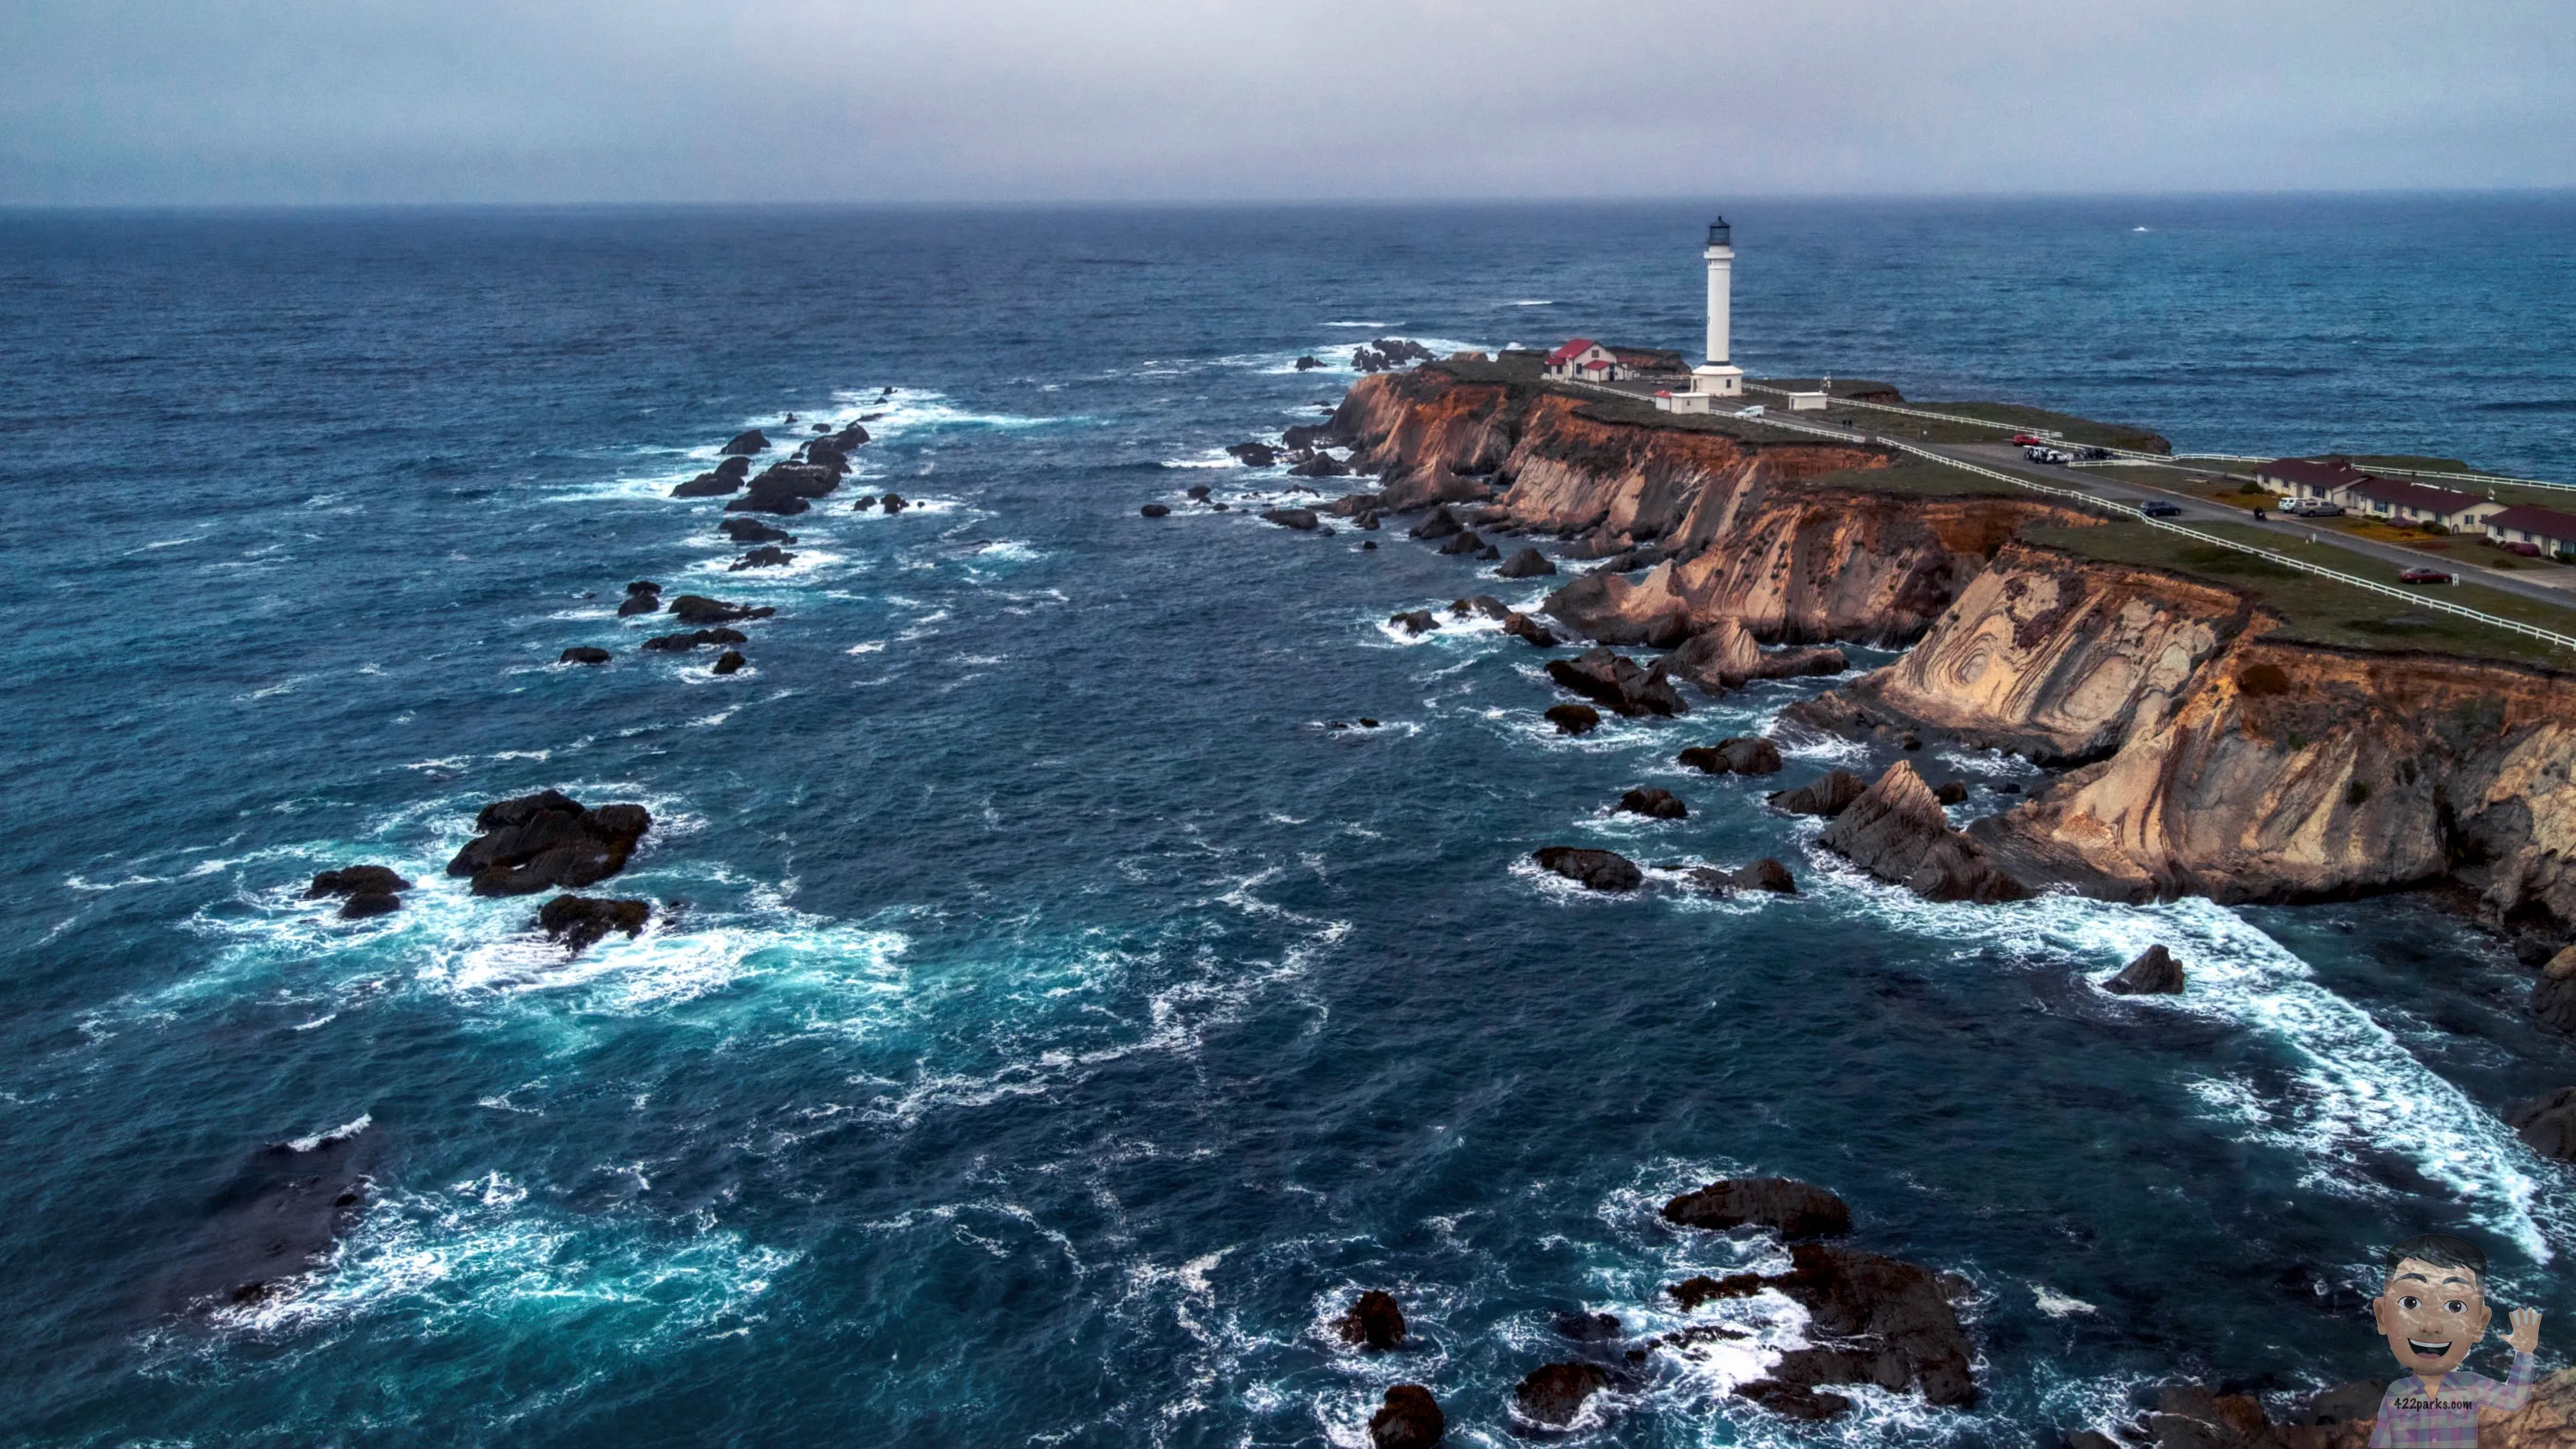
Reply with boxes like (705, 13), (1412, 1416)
(4, 0), (2572, 205)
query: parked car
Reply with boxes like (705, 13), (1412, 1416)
(2140, 500), (2183, 518)
(2501, 540), (2544, 557)
(2286, 500), (2344, 517)
(2011, 433), (2043, 446)
(2074, 445), (2111, 462)
(1735, 405), (1765, 418)
(2398, 567), (2453, 585)
(2024, 445), (2073, 464)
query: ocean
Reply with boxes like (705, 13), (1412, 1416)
(4, 195), (2575, 1447)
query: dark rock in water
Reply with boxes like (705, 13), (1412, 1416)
(1680, 737), (1783, 776)
(671, 471), (740, 497)
(627, 579), (662, 595)
(852, 495), (879, 511)
(1211, 502), (1229, 512)
(726, 462), (838, 515)
(1545, 703), (1600, 735)
(711, 650), (745, 675)
(1369, 1385), (1445, 1449)
(1186, 483), (1213, 501)
(1733, 858), (1798, 894)
(1664, 1178), (1852, 1240)
(1293, 355), (1323, 371)
(1556, 1311), (1623, 1342)
(307, 865), (412, 901)
(1284, 423), (1336, 450)
(881, 491), (908, 514)
(1336, 1289), (1406, 1350)
(1263, 507), (1320, 531)
(1603, 543), (1664, 573)
(1724, 1242), (1978, 1418)
(1390, 609), (1439, 636)
(1227, 441), (1278, 468)
(338, 892), (401, 920)
(719, 429), (770, 456)
(1989, 781), (2022, 795)
(616, 594), (662, 617)
(1819, 763), (2029, 905)
(1287, 455), (1350, 480)
(1667, 620), (1849, 694)
(1504, 612), (1560, 647)
(1477, 544), (1501, 560)
(537, 893), (650, 954)
(643, 626), (747, 652)
(2103, 944), (2185, 996)
(2533, 945), (2576, 1034)
(833, 422), (870, 447)
(1546, 647), (1687, 717)
(1933, 781), (1969, 805)
(1436, 529), (1485, 556)
(1769, 770), (1866, 817)
(729, 545), (795, 571)
(1360, 718), (1380, 728)
(1618, 787), (1688, 820)
(1361, 540), (1377, 550)
(1467, 595), (1510, 620)
(1514, 1362), (1612, 1427)
(723, 489), (809, 516)
(2510, 1087), (2576, 1160)
(1140, 502), (1171, 518)
(446, 790), (650, 897)
(1357, 511), (1382, 530)
(2143, 1384), (2305, 1449)
(667, 594), (774, 626)
(559, 646), (612, 665)
(805, 440), (849, 474)
(166, 1129), (376, 1313)
(1411, 506), (1463, 541)
(1533, 846), (1643, 893)
(720, 518), (796, 544)
(1497, 546), (1556, 579)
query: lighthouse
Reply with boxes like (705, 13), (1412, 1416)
(1692, 216), (1744, 397)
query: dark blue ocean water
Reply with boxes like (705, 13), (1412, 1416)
(5, 197), (2576, 1448)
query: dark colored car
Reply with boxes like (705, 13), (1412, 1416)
(2139, 500), (2183, 518)
(2399, 567), (2453, 585)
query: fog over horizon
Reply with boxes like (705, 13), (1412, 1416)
(4, 0), (2572, 207)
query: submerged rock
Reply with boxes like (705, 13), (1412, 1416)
(1768, 770), (1867, 817)
(1369, 1385), (1445, 1449)
(1618, 786), (1688, 820)
(718, 429), (770, 456)
(1514, 1362), (1612, 1427)
(537, 893), (650, 954)
(307, 864), (412, 919)
(720, 518), (797, 544)
(2103, 944), (2185, 996)
(1679, 737), (1782, 776)
(643, 626), (748, 652)
(1818, 763), (2030, 904)
(617, 580), (664, 617)
(711, 650), (745, 675)
(1545, 703), (1600, 735)
(1546, 647), (1687, 718)
(881, 491), (908, 515)
(1227, 441), (1278, 468)
(165, 1129), (374, 1313)
(666, 595), (774, 626)
(1390, 609), (1439, 636)
(1694, 1242), (1977, 1418)
(1337, 1289), (1406, 1351)
(1664, 1178), (1851, 1240)
(671, 470), (740, 497)
(1263, 507), (1320, 531)
(1682, 858), (1800, 897)
(729, 545), (795, 570)
(1140, 502), (1171, 518)
(1533, 846), (1643, 892)
(558, 646), (612, 665)
(445, 790), (650, 897)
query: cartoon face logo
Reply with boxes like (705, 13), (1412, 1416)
(2373, 1256), (2493, 1377)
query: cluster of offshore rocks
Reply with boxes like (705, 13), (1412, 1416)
(1336, 1177), (1981, 1446)
(557, 403), (896, 675)
(242, 788), (664, 1316)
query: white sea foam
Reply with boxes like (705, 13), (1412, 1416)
(285, 1113), (372, 1152)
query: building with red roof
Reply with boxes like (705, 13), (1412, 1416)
(2485, 503), (2576, 559)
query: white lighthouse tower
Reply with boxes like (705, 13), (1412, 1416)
(1693, 216), (1744, 397)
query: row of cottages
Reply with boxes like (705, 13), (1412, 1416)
(2255, 456), (2576, 556)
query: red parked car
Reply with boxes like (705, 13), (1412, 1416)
(2399, 567), (2454, 585)
(2011, 433), (2043, 446)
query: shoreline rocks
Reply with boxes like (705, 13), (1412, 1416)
(558, 646), (612, 665)
(1545, 647), (1686, 718)
(306, 864), (412, 919)
(445, 790), (650, 897)
(643, 626), (748, 652)
(2103, 944), (2186, 995)
(1662, 1178), (1850, 1240)
(1817, 763), (2029, 904)
(1769, 770), (1867, 818)
(1679, 737), (1782, 776)
(666, 595), (774, 626)
(1336, 1290), (1406, 1351)
(1369, 1385), (1445, 1449)
(1545, 703), (1600, 736)
(1513, 1362), (1612, 1428)
(1617, 786), (1687, 820)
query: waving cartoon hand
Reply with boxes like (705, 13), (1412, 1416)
(2507, 1307), (2542, 1356)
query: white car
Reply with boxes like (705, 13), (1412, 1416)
(1735, 405), (1766, 418)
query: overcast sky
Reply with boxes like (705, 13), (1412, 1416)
(4, 0), (2571, 206)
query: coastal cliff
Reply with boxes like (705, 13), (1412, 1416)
(1336, 362), (2576, 938)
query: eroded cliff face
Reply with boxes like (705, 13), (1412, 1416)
(1823, 542), (2251, 762)
(1331, 363), (2576, 931)
(1979, 636), (2576, 920)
